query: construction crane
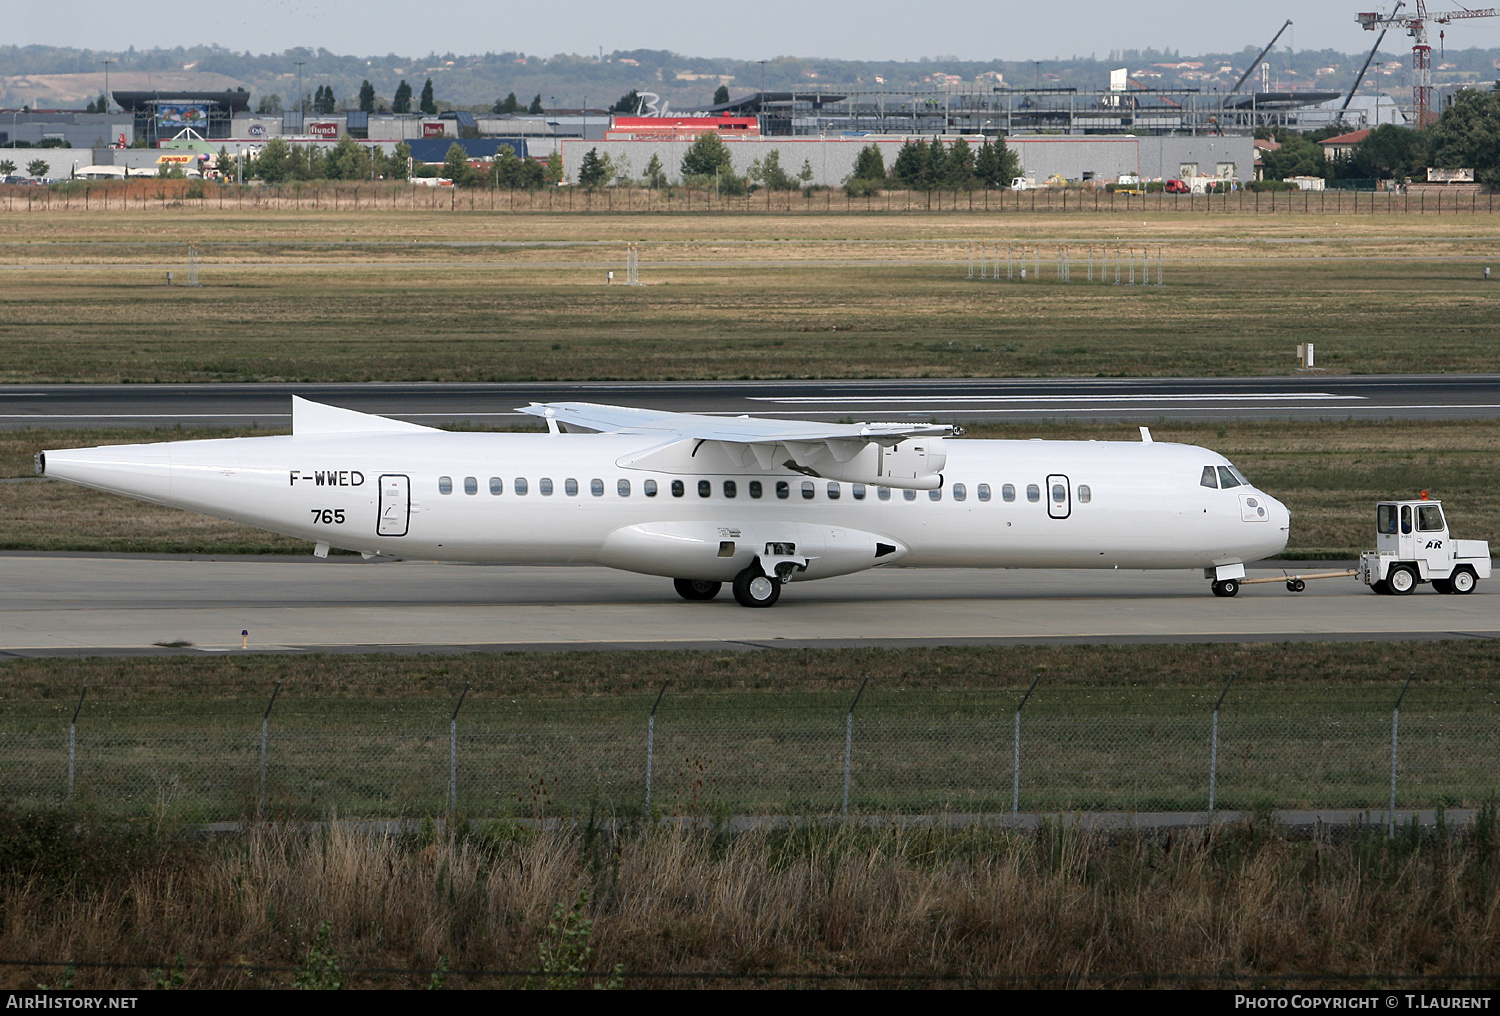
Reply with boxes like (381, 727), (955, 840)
(1359, 2), (1499, 128)
(1342, 1), (1404, 125)
(1225, 19), (1294, 103)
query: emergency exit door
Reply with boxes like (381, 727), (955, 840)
(377, 474), (410, 536)
(1046, 474), (1071, 519)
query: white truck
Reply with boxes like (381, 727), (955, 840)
(1009, 177), (1037, 191)
(1359, 498), (1491, 595)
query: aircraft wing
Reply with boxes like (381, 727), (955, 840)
(519, 401), (953, 446)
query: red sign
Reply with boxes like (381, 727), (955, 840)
(308, 122), (338, 139)
(422, 122), (446, 138)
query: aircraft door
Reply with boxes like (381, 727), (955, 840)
(377, 474), (410, 537)
(1046, 474), (1071, 519)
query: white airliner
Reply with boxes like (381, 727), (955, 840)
(36, 398), (1291, 606)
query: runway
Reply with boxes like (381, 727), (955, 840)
(2, 554), (1493, 657)
(4, 374), (1500, 430)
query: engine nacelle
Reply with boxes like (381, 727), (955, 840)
(785, 438), (947, 490)
(597, 521), (908, 582)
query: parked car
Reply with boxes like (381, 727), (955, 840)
(1164, 179), (1190, 194)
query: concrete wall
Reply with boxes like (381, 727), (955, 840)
(0, 113), (133, 149)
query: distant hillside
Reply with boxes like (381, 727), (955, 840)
(2, 43), (1497, 113)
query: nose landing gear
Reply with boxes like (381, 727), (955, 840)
(732, 565), (781, 607)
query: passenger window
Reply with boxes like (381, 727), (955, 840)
(644, 479), (658, 497)
(671, 480), (685, 498)
(953, 483), (966, 502)
(1217, 466), (1241, 489)
(1026, 484), (1040, 503)
(514, 477), (528, 496)
(591, 478), (604, 497)
(801, 481), (815, 500)
(903, 489), (917, 501)
(877, 487), (891, 501)
(827, 482), (840, 500)
(749, 481), (763, 499)
(618, 479), (631, 497)
(929, 488), (942, 501)
(978, 483), (991, 502)
(489, 477), (503, 495)
(1078, 484), (1092, 504)
(464, 476), (477, 495)
(1201, 466), (1219, 489)
(724, 480), (737, 498)
(539, 478), (553, 496)
(1002, 484), (1016, 502)
(776, 481), (790, 499)
(565, 478), (578, 496)
(698, 480), (711, 498)
(852, 483), (866, 500)
(439, 476), (453, 494)
(1052, 483), (1066, 504)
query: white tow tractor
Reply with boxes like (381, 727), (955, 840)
(1359, 497), (1491, 595)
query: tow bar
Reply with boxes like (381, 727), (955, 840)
(1239, 569), (1359, 593)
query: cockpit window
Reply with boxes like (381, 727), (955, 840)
(1418, 504), (1445, 532)
(1217, 466), (1242, 489)
(1201, 466), (1218, 489)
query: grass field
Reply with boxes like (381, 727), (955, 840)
(6, 418), (1496, 557)
(2, 642), (1496, 818)
(1, 210), (1498, 381)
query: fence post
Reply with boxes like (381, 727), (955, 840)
(257, 681), (281, 822)
(449, 682), (469, 826)
(1208, 672), (1236, 819)
(67, 686), (86, 803)
(841, 678), (869, 818)
(1390, 672), (1414, 835)
(1012, 674), (1042, 814)
(643, 681), (668, 817)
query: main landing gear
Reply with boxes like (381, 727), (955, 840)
(672, 578), (722, 601)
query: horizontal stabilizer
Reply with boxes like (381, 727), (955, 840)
(292, 397), (438, 436)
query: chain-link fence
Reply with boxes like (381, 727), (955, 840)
(1, 678), (1494, 822)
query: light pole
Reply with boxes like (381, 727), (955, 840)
(295, 61), (306, 116)
(101, 59), (112, 112)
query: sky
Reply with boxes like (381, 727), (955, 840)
(14, 1), (1500, 61)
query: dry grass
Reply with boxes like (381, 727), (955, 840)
(0, 814), (1496, 988)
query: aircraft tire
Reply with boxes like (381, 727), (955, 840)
(1211, 579), (1239, 598)
(1287, 578), (1306, 593)
(1451, 567), (1477, 595)
(673, 578), (723, 601)
(732, 566), (781, 608)
(1387, 565), (1417, 595)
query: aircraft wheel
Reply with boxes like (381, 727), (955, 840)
(732, 566), (781, 608)
(673, 578), (722, 601)
(1387, 564), (1417, 595)
(1451, 567), (1477, 595)
(1432, 578), (1454, 594)
(1211, 578), (1240, 598)
(1286, 578), (1306, 593)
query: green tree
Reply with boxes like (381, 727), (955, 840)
(610, 90), (640, 113)
(442, 142), (477, 186)
(495, 92), (520, 114)
(492, 144), (543, 189)
(1261, 133), (1326, 180)
(1348, 124), (1428, 181)
(544, 151), (564, 184)
(644, 153), (665, 188)
(852, 143), (886, 181)
(419, 79), (437, 115)
(315, 85), (338, 115)
(26, 159), (50, 179)
(891, 140), (927, 187)
(712, 84), (729, 105)
(758, 149), (799, 190)
(326, 136), (371, 180)
(358, 80), (376, 113)
(0, 159), (15, 177)
(1426, 87), (1500, 189)
(392, 80), (413, 114)
(256, 93), (283, 114)
(943, 137), (976, 189)
(975, 137), (1018, 188)
(680, 131), (732, 177)
(926, 137), (947, 187)
(391, 141), (412, 180)
(528, 94), (544, 114)
(214, 146), (234, 179)
(577, 147), (614, 189)
(253, 137), (294, 183)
